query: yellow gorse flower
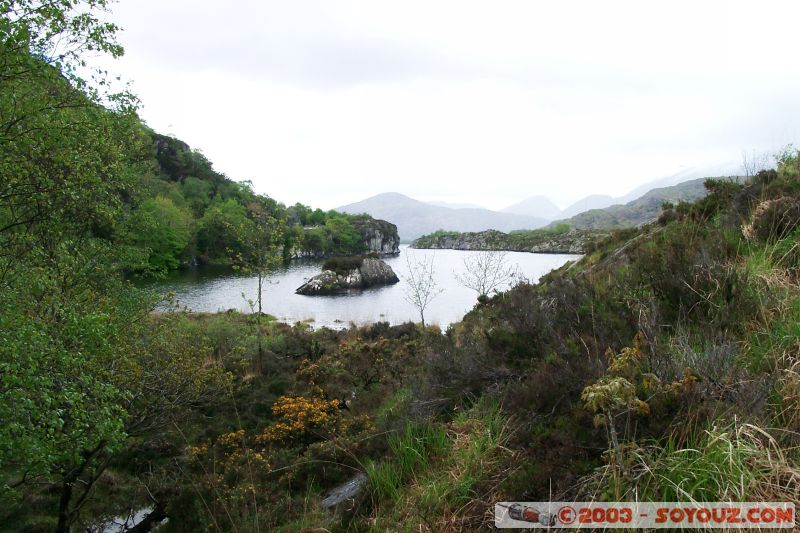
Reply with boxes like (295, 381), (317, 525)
(258, 395), (341, 443)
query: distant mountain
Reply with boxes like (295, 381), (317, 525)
(501, 195), (561, 220)
(558, 177), (720, 229)
(336, 192), (548, 241)
(560, 194), (616, 219)
(427, 200), (485, 209)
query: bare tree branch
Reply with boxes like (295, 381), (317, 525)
(401, 252), (442, 327)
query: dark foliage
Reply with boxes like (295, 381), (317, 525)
(750, 196), (800, 243)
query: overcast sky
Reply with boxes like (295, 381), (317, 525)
(104, 0), (800, 210)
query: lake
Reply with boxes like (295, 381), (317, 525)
(141, 246), (579, 329)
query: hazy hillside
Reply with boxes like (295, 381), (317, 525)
(560, 194), (616, 218)
(501, 195), (562, 220)
(336, 192), (548, 241)
(338, 166), (745, 240)
(427, 200), (485, 209)
(620, 163), (741, 204)
(558, 177), (716, 229)
(556, 163), (744, 220)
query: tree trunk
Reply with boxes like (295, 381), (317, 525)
(54, 440), (107, 533)
(257, 270), (263, 374)
(55, 480), (74, 533)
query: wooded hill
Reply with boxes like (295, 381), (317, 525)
(123, 131), (397, 274)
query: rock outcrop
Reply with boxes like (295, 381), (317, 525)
(351, 215), (400, 256)
(296, 257), (400, 295)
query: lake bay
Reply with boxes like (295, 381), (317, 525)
(142, 246), (579, 329)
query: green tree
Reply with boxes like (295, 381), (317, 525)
(180, 176), (215, 217)
(239, 198), (286, 373)
(776, 145), (800, 179)
(309, 208), (327, 226)
(324, 215), (364, 255)
(0, 1), (140, 249)
(0, 3), (229, 530)
(124, 196), (193, 272)
(196, 198), (254, 263)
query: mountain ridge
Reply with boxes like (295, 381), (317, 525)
(502, 162), (744, 220)
(336, 192), (549, 241)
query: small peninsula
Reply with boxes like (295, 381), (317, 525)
(410, 225), (607, 254)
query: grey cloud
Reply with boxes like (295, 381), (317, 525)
(118, 2), (660, 92)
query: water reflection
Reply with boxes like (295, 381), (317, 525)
(140, 246), (579, 329)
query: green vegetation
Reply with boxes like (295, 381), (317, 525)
(413, 224), (606, 253)
(505, 222), (574, 246)
(321, 253), (377, 275)
(509, 221), (571, 236)
(4, 2), (800, 531)
(367, 420), (450, 501)
(366, 400), (510, 529)
(422, 229), (461, 240)
(119, 132), (376, 274)
(0, 4), (230, 531)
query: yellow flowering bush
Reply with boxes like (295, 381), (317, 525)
(187, 428), (274, 527)
(190, 430), (271, 482)
(258, 395), (341, 443)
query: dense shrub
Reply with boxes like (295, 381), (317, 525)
(322, 253), (379, 275)
(748, 196), (800, 243)
(630, 221), (756, 331)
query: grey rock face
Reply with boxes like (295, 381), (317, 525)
(351, 216), (400, 255)
(296, 258), (399, 295)
(358, 257), (399, 282)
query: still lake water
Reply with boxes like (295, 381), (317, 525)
(142, 246), (579, 329)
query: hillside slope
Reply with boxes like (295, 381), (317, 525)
(559, 163), (744, 220)
(347, 166), (800, 529)
(557, 176), (725, 229)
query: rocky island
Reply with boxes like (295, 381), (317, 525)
(296, 255), (400, 295)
